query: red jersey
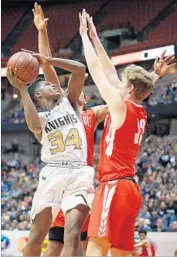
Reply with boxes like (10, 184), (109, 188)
(81, 109), (96, 166)
(139, 241), (156, 256)
(97, 101), (147, 182)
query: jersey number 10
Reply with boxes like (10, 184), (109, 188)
(134, 119), (146, 145)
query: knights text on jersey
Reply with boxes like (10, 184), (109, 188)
(38, 97), (87, 163)
(81, 109), (96, 166)
(97, 101), (147, 182)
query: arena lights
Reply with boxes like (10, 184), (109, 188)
(111, 45), (175, 66)
(13, 94), (18, 99)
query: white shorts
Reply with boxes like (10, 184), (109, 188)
(31, 164), (95, 222)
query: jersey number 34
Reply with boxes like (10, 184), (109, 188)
(48, 128), (82, 155)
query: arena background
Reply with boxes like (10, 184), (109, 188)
(1, 0), (177, 256)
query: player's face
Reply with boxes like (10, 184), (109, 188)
(139, 233), (146, 241)
(38, 81), (61, 100)
(119, 79), (132, 99)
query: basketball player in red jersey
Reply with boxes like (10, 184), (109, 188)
(135, 231), (157, 256)
(79, 9), (176, 256)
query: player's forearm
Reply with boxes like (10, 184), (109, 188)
(38, 28), (62, 91)
(38, 28), (51, 57)
(81, 34), (102, 77)
(92, 36), (120, 88)
(19, 88), (42, 134)
(46, 57), (86, 74)
(81, 34), (111, 96)
(91, 105), (108, 128)
(81, 34), (123, 110)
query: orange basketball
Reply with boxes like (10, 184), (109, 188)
(7, 52), (40, 84)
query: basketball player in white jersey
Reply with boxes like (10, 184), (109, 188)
(6, 52), (95, 256)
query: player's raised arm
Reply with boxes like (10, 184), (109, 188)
(91, 105), (108, 129)
(40, 57), (86, 106)
(79, 9), (125, 115)
(6, 68), (42, 137)
(32, 2), (62, 92)
(86, 13), (120, 89)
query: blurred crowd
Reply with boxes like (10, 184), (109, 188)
(2, 105), (25, 125)
(1, 160), (42, 231)
(136, 136), (177, 232)
(1, 78), (177, 125)
(147, 81), (177, 106)
(1, 135), (177, 231)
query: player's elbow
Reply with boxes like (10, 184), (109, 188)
(77, 63), (86, 74)
(28, 124), (42, 135)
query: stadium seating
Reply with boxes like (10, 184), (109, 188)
(2, 0), (176, 65)
(148, 9), (177, 44)
(111, 9), (177, 55)
(11, 1), (104, 54)
(97, 0), (172, 32)
(2, 7), (27, 43)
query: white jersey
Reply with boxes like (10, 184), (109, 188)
(38, 97), (87, 163)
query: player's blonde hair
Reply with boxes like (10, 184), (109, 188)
(121, 64), (153, 100)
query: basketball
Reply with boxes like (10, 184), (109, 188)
(7, 52), (40, 84)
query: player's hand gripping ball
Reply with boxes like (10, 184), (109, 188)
(7, 51), (40, 84)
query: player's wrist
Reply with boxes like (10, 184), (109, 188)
(151, 70), (161, 82)
(81, 33), (89, 39)
(39, 27), (47, 32)
(45, 56), (53, 64)
(92, 36), (100, 43)
(19, 86), (28, 94)
(153, 69), (162, 77)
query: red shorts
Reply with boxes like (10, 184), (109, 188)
(52, 210), (65, 227)
(88, 179), (142, 251)
(52, 210), (90, 232)
(82, 215), (90, 232)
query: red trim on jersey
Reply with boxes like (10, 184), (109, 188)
(81, 109), (96, 166)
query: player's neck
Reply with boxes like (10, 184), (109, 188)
(38, 99), (58, 111)
(126, 95), (142, 105)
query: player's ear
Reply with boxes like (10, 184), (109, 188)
(35, 91), (42, 98)
(128, 84), (134, 93)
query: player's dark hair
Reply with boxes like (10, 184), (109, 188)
(138, 230), (147, 235)
(28, 77), (44, 104)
